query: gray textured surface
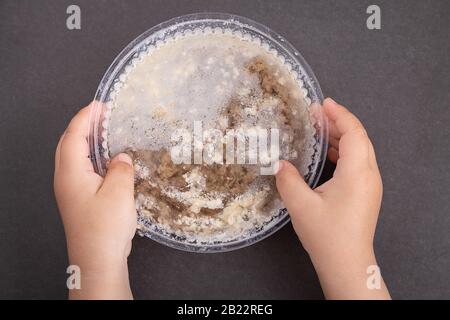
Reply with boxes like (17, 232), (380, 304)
(0, 0), (449, 299)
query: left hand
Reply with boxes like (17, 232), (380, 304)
(54, 102), (136, 299)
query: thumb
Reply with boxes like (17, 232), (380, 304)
(275, 160), (319, 216)
(99, 153), (135, 199)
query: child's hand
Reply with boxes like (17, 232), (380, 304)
(276, 98), (390, 299)
(54, 103), (136, 299)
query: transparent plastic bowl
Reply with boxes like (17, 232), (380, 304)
(88, 13), (328, 253)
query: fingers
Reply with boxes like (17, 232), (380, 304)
(98, 153), (135, 200)
(324, 98), (362, 129)
(327, 147), (339, 164)
(327, 117), (341, 141)
(327, 132), (339, 163)
(328, 135), (339, 150)
(275, 160), (320, 217)
(57, 103), (95, 174)
(323, 98), (376, 173)
(54, 132), (66, 173)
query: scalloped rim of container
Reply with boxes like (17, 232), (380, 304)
(88, 12), (328, 253)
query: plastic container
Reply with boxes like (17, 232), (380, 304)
(88, 13), (328, 253)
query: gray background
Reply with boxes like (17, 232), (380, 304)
(0, 0), (449, 299)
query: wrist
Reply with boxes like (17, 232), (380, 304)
(68, 260), (132, 300)
(66, 234), (130, 272)
(68, 253), (129, 277)
(309, 245), (389, 299)
(310, 244), (376, 273)
(64, 234), (133, 299)
(67, 245), (132, 300)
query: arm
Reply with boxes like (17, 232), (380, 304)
(275, 98), (390, 299)
(54, 103), (136, 300)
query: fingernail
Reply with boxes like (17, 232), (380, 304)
(116, 153), (133, 166)
(326, 97), (337, 105)
(273, 160), (283, 175)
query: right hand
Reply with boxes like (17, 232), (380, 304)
(275, 98), (390, 299)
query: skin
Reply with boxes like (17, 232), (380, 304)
(54, 103), (135, 299)
(275, 98), (390, 299)
(54, 98), (390, 300)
